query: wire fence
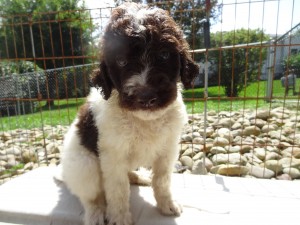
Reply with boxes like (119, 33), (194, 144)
(1, 0), (300, 183)
(0, 64), (95, 116)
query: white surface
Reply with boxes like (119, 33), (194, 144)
(0, 167), (300, 225)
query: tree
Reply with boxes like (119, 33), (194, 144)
(0, 0), (93, 105)
(283, 53), (300, 77)
(114, 0), (220, 55)
(210, 29), (270, 97)
(0, 0), (92, 68)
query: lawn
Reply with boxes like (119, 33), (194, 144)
(0, 98), (85, 131)
(184, 78), (300, 113)
(0, 79), (299, 131)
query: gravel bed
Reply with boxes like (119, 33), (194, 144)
(1, 107), (300, 184)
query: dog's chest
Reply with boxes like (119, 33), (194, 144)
(100, 113), (172, 166)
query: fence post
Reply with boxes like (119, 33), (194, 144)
(266, 40), (275, 101)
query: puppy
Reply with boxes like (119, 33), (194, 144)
(61, 3), (199, 225)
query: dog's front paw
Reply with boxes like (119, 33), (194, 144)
(106, 211), (133, 225)
(84, 206), (105, 225)
(158, 200), (183, 216)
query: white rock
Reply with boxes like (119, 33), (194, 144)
(192, 152), (204, 161)
(181, 134), (192, 142)
(216, 128), (233, 141)
(180, 156), (193, 170)
(283, 168), (300, 179)
(254, 109), (271, 120)
(225, 145), (241, 153)
(244, 153), (263, 164)
(198, 127), (214, 137)
(182, 148), (195, 157)
(263, 160), (283, 173)
(213, 137), (229, 147)
(279, 157), (300, 168)
(250, 119), (266, 128)
(5, 147), (21, 156)
(248, 165), (275, 178)
(232, 122), (242, 130)
(192, 137), (204, 144)
(210, 146), (227, 154)
(217, 164), (249, 176)
(243, 126), (261, 136)
(213, 118), (235, 128)
(191, 160), (207, 175)
(46, 142), (60, 154)
(265, 152), (281, 161)
(261, 124), (277, 133)
(211, 153), (246, 165)
(254, 148), (267, 161)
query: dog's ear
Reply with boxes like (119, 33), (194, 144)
(91, 62), (113, 100)
(180, 52), (199, 89)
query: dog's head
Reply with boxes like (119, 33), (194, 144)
(92, 3), (199, 112)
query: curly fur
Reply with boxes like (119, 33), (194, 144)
(61, 3), (199, 225)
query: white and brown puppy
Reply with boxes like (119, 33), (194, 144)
(61, 2), (199, 225)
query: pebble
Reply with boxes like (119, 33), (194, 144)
(180, 156), (193, 170)
(263, 160), (283, 174)
(225, 145), (241, 153)
(216, 164), (249, 176)
(243, 126), (261, 136)
(210, 146), (227, 154)
(213, 137), (229, 147)
(191, 160), (207, 175)
(276, 173), (292, 180)
(248, 165), (275, 179)
(283, 168), (300, 179)
(192, 152), (204, 161)
(279, 157), (300, 168)
(182, 148), (195, 157)
(22, 150), (37, 163)
(255, 109), (271, 120)
(261, 124), (277, 133)
(265, 152), (281, 161)
(211, 153), (247, 165)
(254, 148), (267, 161)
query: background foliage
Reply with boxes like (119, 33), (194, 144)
(0, 0), (92, 69)
(115, 0), (220, 55)
(283, 53), (300, 76)
(210, 29), (270, 97)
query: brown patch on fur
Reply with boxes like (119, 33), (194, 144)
(76, 103), (99, 156)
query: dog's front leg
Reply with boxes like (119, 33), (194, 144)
(100, 153), (132, 225)
(152, 147), (183, 217)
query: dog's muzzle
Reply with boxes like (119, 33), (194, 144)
(136, 89), (158, 108)
(122, 86), (159, 110)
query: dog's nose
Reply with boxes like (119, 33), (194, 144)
(137, 91), (157, 108)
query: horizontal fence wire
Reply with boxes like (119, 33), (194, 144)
(0, 0), (300, 183)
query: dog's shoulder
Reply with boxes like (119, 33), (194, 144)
(76, 102), (99, 156)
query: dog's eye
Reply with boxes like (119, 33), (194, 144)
(158, 50), (170, 60)
(116, 55), (128, 67)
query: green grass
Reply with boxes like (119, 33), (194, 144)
(3, 163), (24, 176)
(183, 79), (300, 113)
(0, 98), (85, 131)
(1, 79), (299, 131)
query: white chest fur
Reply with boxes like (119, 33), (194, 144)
(89, 88), (187, 169)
